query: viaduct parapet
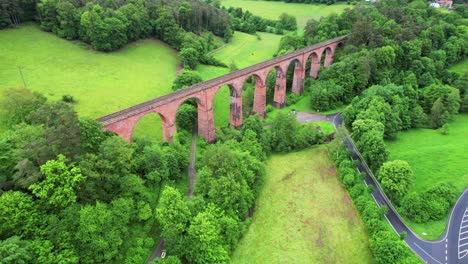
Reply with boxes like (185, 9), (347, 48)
(98, 36), (347, 143)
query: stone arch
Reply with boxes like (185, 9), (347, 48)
(307, 51), (321, 79)
(322, 46), (334, 68)
(173, 96), (204, 135)
(131, 111), (168, 143)
(264, 65), (287, 109)
(240, 73), (265, 119)
(213, 83), (242, 128)
(286, 58), (305, 96)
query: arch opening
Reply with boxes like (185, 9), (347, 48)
(175, 97), (201, 139)
(307, 52), (321, 79)
(213, 84), (237, 129)
(321, 47), (333, 68)
(241, 74), (264, 119)
(285, 58), (305, 105)
(265, 65), (286, 109)
(132, 112), (165, 144)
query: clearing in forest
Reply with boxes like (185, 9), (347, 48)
(231, 146), (374, 264)
(386, 114), (468, 239)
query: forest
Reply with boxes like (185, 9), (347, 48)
(0, 82), (332, 262)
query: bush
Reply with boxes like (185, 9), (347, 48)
(287, 93), (301, 105)
(62, 95), (75, 103)
(266, 105), (274, 113)
(400, 183), (458, 223)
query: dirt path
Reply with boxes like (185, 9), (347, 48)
(148, 126), (198, 262)
(188, 125), (197, 198)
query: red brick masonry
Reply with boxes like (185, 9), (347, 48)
(98, 36), (347, 143)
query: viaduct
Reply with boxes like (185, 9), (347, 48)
(98, 36), (347, 143)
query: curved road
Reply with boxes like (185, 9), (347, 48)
(326, 112), (468, 264)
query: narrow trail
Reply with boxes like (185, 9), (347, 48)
(188, 125), (197, 198)
(148, 125), (198, 263)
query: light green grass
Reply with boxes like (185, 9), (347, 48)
(231, 146), (374, 263)
(0, 24), (178, 118)
(449, 59), (468, 74)
(220, 0), (350, 29)
(0, 24), (178, 141)
(0, 25), (284, 141)
(386, 114), (468, 239)
(211, 31), (282, 68)
(315, 121), (335, 135)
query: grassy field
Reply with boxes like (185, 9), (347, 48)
(449, 58), (468, 74)
(220, 0), (350, 29)
(0, 25), (284, 141)
(0, 24), (178, 139)
(386, 114), (468, 239)
(231, 146), (374, 263)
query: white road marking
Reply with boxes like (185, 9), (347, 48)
(459, 206), (468, 259)
(459, 242), (468, 247)
(413, 242), (443, 264)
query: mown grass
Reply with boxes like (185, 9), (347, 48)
(386, 114), (468, 239)
(231, 146), (374, 263)
(211, 31), (282, 68)
(0, 24), (178, 118)
(0, 24), (178, 140)
(220, 0), (350, 29)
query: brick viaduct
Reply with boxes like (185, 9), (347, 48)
(98, 36), (347, 143)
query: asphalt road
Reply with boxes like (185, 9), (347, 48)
(327, 112), (468, 264)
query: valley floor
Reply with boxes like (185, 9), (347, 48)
(231, 146), (374, 263)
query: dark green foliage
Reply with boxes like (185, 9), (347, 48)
(356, 130), (388, 172)
(31, 102), (82, 159)
(79, 118), (110, 154)
(37, 0), (232, 51)
(309, 80), (344, 111)
(278, 13), (297, 31)
(401, 183), (458, 223)
(266, 112), (298, 152)
(176, 103), (198, 132)
(180, 47), (199, 70)
(172, 70), (203, 91)
(265, 112), (326, 153)
(377, 160), (413, 204)
(225, 7), (280, 35)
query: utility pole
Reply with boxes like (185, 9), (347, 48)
(18, 66), (27, 89)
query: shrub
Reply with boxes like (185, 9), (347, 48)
(287, 93), (301, 105)
(62, 95), (75, 103)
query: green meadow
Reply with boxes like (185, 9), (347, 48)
(231, 146), (374, 263)
(220, 0), (350, 29)
(0, 25), (283, 141)
(386, 114), (468, 239)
